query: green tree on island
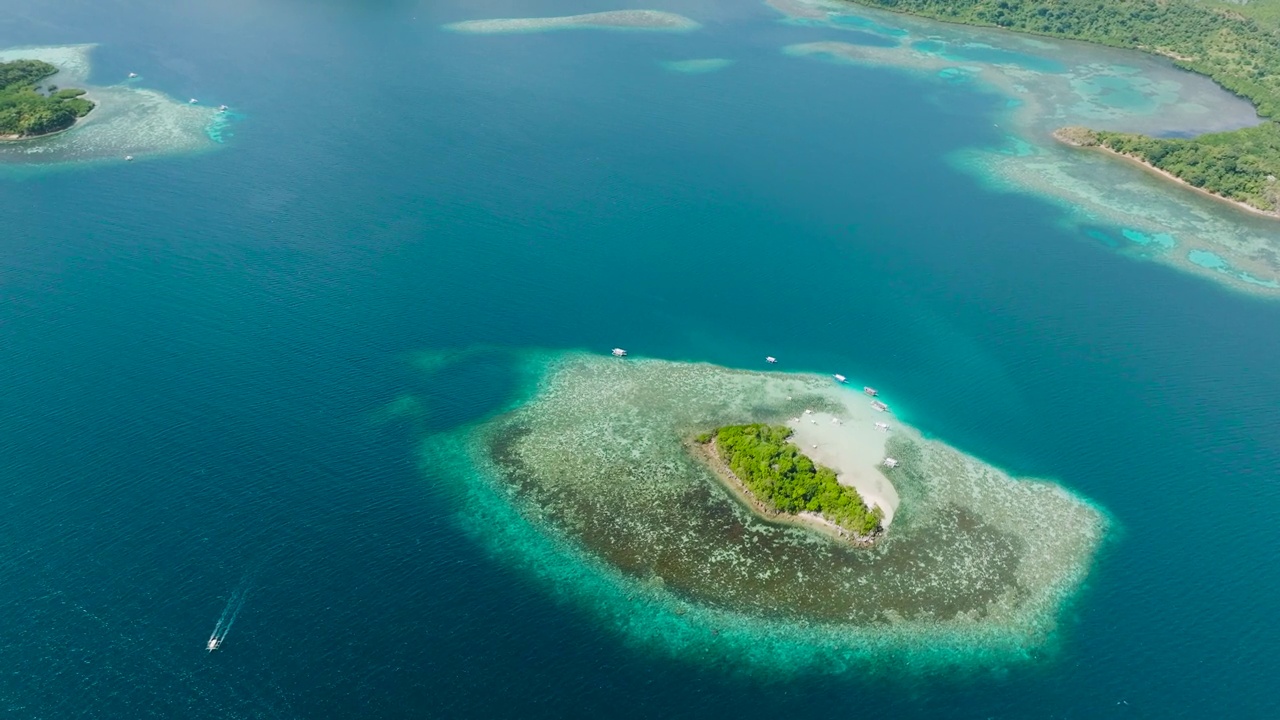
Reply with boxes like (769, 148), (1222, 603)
(703, 423), (883, 536)
(0, 59), (95, 138)
(843, 0), (1280, 211)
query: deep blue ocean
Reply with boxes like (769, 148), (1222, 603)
(3, 0), (1279, 717)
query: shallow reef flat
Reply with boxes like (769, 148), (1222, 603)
(443, 10), (700, 35)
(428, 352), (1107, 671)
(0, 45), (226, 171)
(777, 0), (1280, 295)
(660, 58), (735, 74)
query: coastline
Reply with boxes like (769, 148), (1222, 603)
(813, 0), (1280, 222)
(0, 116), (84, 143)
(688, 436), (880, 546)
(1052, 127), (1280, 221)
(0, 87), (97, 143)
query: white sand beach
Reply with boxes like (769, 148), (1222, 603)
(785, 396), (900, 525)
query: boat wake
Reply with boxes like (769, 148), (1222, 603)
(207, 584), (249, 652)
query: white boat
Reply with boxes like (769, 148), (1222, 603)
(765, 356), (777, 364)
(870, 400), (889, 412)
(875, 422), (890, 432)
(189, 98), (198, 104)
(611, 348), (627, 357)
(206, 635), (220, 652)
(127, 72), (138, 78)
(218, 104), (228, 111)
(124, 155), (133, 162)
(863, 386), (878, 397)
(833, 374), (847, 383)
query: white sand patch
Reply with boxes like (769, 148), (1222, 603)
(785, 397), (900, 525)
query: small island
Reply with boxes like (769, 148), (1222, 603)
(0, 59), (95, 140)
(435, 352), (1108, 668)
(696, 424), (883, 541)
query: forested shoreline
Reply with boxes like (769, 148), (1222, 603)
(842, 0), (1280, 211)
(0, 59), (95, 139)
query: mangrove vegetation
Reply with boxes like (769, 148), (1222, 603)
(701, 423), (883, 536)
(843, 0), (1280, 211)
(0, 59), (95, 139)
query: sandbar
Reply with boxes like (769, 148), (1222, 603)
(444, 11), (700, 35)
(785, 406), (900, 525)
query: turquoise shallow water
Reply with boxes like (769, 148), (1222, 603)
(3, 0), (1280, 716)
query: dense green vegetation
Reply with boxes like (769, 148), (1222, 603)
(0, 59), (95, 138)
(702, 423), (883, 536)
(1086, 123), (1280, 209)
(843, 0), (1280, 211)
(1207, 0), (1280, 31)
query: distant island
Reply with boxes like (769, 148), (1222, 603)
(695, 424), (883, 541)
(0, 59), (95, 140)
(837, 0), (1280, 213)
(444, 10), (700, 34)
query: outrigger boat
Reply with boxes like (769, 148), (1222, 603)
(765, 356), (777, 364)
(611, 348), (627, 357)
(870, 400), (889, 412)
(863, 386), (878, 397)
(207, 635), (221, 652)
(833, 374), (847, 383)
